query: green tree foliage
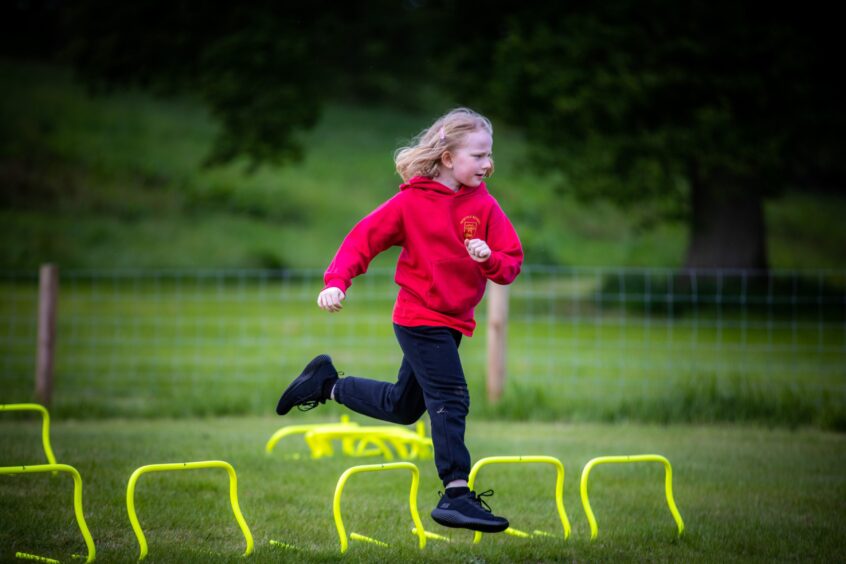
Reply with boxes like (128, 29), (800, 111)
(4, 1), (843, 268)
(445, 1), (844, 267)
(52, 1), (437, 168)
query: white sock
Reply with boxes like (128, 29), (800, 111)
(446, 480), (468, 489)
(330, 383), (336, 401)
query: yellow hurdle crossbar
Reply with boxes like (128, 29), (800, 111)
(126, 460), (254, 560)
(0, 464), (95, 563)
(580, 454), (685, 541)
(467, 455), (571, 544)
(1, 404), (57, 466)
(332, 462), (427, 554)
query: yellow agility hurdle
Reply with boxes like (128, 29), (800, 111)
(306, 425), (433, 461)
(342, 421), (431, 460)
(580, 454), (685, 541)
(468, 455), (571, 544)
(345, 434), (397, 459)
(126, 460), (254, 560)
(0, 404), (57, 466)
(0, 464), (95, 563)
(332, 462), (427, 554)
(265, 415), (359, 457)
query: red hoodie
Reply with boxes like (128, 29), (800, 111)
(324, 176), (523, 336)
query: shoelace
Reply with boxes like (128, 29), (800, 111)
(437, 489), (496, 513)
(296, 399), (323, 412)
(472, 489), (495, 513)
(296, 371), (344, 411)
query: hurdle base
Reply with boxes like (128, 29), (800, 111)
(505, 527), (532, 538)
(350, 533), (389, 547)
(15, 552), (60, 563)
(412, 528), (451, 542)
(269, 540), (299, 551)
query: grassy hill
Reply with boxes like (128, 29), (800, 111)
(1, 59), (844, 270)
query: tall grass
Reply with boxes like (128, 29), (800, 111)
(1, 268), (842, 428)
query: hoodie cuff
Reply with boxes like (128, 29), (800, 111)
(324, 278), (349, 293)
(478, 252), (502, 278)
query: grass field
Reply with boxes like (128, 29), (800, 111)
(1, 413), (844, 562)
(2, 269), (843, 427)
(0, 51), (846, 564)
(2, 59), (843, 427)
(2, 57), (844, 562)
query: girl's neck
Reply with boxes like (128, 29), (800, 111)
(436, 174), (461, 192)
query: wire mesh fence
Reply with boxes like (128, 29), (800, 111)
(1, 266), (844, 424)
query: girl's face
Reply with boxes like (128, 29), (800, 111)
(439, 129), (493, 191)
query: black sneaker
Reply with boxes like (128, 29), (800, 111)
(430, 489), (509, 533)
(275, 354), (338, 415)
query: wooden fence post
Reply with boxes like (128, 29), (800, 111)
(486, 281), (509, 403)
(35, 264), (59, 407)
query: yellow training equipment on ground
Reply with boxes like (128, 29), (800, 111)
(306, 424), (433, 461)
(265, 415), (359, 457)
(126, 460), (254, 560)
(0, 464), (96, 563)
(580, 454), (685, 541)
(468, 455), (571, 544)
(332, 462), (427, 554)
(0, 404), (57, 466)
(266, 415), (433, 461)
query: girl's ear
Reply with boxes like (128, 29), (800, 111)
(440, 151), (453, 169)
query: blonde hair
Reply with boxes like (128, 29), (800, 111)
(394, 107), (495, 182)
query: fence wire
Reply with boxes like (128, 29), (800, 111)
(1, 266), (843, 420)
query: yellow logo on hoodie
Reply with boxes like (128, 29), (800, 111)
(461, 215), (480, 239)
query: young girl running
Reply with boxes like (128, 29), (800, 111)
(276, 107), (523, 533)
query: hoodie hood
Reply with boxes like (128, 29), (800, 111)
(399, 175), (485, 196)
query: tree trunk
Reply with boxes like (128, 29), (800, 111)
(684, 170), (769, 271)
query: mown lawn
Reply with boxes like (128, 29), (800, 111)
(1, 414), (844, 562)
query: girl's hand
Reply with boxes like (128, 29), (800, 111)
(317, 287), (345, 312)
(465, 238), (491, 262)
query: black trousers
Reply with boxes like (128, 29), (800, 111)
(334, 324), (471, 486)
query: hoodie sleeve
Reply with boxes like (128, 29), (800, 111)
(478, 199), (523, 285)
(324, 194), (405, 293)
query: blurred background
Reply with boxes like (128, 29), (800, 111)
(1, 1), (844, 427)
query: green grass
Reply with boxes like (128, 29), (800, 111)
(1, 415), (844, 562)
(3, 58), (846, 270)
(1, 271), (843, 428)
(2, 53), (843, 562)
